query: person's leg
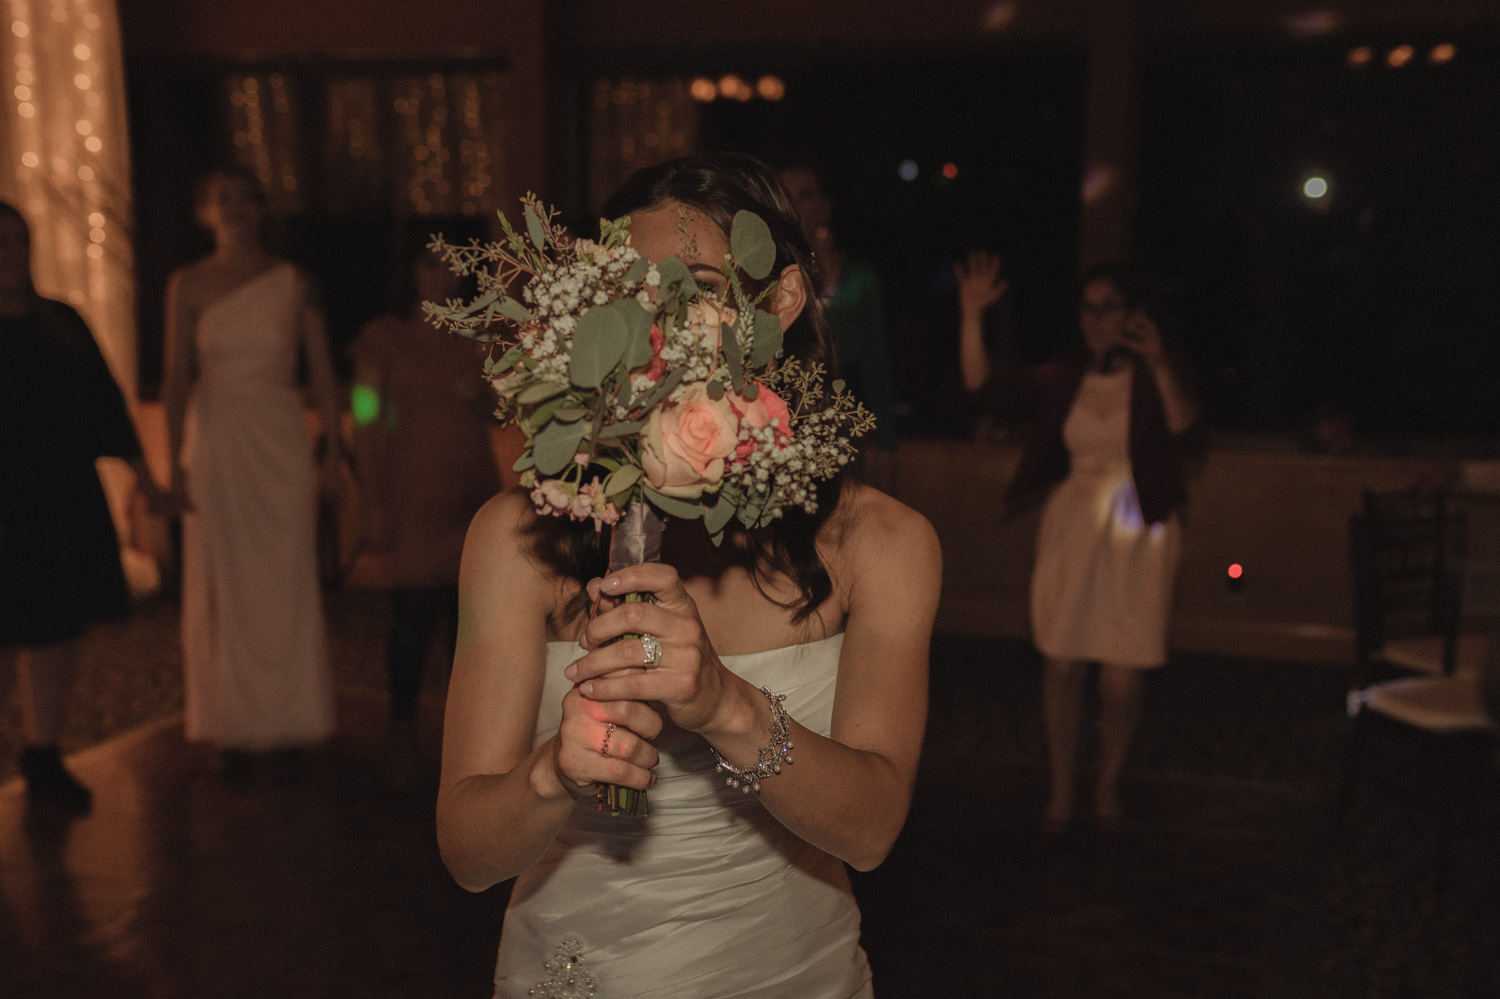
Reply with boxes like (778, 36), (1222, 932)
(18, 641), (73, 745)
(387, 587), (443, 724)
(16, 641), (92, 813)
(1042, 657), (1088, 828)
(1095, 663), (1147, 824)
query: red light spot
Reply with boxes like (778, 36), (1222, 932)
(1227, 563), (1244, 580)
(942, 162), (959, 180)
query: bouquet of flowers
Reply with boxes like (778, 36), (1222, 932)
(425, 196), (873, 813)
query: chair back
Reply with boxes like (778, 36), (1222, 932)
(1349, 487), (1466, 680)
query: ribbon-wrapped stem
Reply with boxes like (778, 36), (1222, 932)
(597, 500), (665, 816)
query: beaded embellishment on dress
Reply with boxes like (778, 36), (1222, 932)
(528, 935), (597, 998)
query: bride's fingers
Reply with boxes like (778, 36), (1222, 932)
(581, 600), (691, 651)
(598, 563), (692, 608)
(566, 642), (658, 683)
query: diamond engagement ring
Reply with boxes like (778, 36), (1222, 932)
(600, 722), (616, 757)
(641, 633), (662, 669)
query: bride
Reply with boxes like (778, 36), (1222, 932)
(436, 153), (941, 998)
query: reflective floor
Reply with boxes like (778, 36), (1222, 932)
(1, 596), (1496, 997)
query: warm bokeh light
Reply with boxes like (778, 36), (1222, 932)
(689, 77), (717, 102)
(718, 74), (751, 102)
(1347, 46), (1373, 67)
(1386, 45), (1414, 68)
(1303, 176), (1329, 199)
(941, 162), (959, 180)
(1228, 564), (1244, 580)
(897, 159), (919, 182)
(1429, 43), (1456, 65)
(755, 75), (785, 101)
(982, 1), (1018, 31)
(1283, 10), (1340, 36)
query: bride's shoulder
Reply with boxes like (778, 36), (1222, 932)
(825, 479), (941, 577)
(464, 488), (576, 589)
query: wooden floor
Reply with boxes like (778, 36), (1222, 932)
(2, 597), (1496, 997)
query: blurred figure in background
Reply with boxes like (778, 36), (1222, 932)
(779, 162), (899, 492)
(958, 252), (1201, 832)
(163, 166), (340, 780)
(349, 221), (500, 763)
(0, 201), (167, 813)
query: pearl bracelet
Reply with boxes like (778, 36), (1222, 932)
(711, 685), (794, 793)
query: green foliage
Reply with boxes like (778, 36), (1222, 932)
(571, 306), (629, 388)
(730, 210), (776, 280)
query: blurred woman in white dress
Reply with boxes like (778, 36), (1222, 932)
(163, 165), (340, 776)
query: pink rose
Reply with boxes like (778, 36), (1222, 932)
(728, 386), (792, 461)
(641, 383), (738, 499)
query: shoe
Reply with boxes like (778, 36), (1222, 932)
(19, 745), (93, 815)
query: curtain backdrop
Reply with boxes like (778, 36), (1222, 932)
(0, 0), (135, 395)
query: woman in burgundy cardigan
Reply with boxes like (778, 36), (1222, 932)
(958, 252), (1201, 832)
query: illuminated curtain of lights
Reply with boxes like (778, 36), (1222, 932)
(224, 67), (507, 219)
(0, 0), (136, 395)
(226, 70), (302, 215)
(588, 77), (697, 216)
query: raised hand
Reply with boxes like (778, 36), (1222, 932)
(568, 563), (734, 736)
(955, 250), (1009, 316)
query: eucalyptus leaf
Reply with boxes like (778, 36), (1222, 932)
(512, 452), (535, 471)
(571, 306), (629, 388)
(528, 394), (570, 430)
(832, 379), (847, 393)
(552, 405), (591, 423)
(533, 421), (588, 475)
(655, 257), (698, 297)
(706, 380), (725, 399)
(730, 210), (776, 280)
(596, 419), (645, 440)
(461, 289), (502, 317)
(613, 299), (656, 368)
(644, 486), (705, 521)
(721, 324), (744, 390)
(523, 203), (547, 252)
(516, 380), (567, 405)
(704, 493), (736, 535)
(604, 464), (643, 497)
(631, 367), (686, 413)
(749, 310), (783, 368)
(497, 298), (532, 322)
(624, 257), (650, 285)
(741, 382), (759, 401)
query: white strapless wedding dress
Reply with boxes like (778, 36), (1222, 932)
(494, 633), (874, 999)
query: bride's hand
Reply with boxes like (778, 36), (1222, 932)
(570, 563), (734, 735)
(549, 686), (662, 799)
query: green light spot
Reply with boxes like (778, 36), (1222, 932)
(351, 383), (381, 427)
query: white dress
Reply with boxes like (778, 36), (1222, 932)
(180, 263), (335, 748)
(1030, 366), (1181, 668)
(494, 633), (874, 999)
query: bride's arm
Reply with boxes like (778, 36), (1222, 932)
(437, 491), (662, 892)
(572, 488), (941, 871)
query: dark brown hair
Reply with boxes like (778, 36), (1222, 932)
(193, 163), (268, 213)
(545, 153), (848, 625)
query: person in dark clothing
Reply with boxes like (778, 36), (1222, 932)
(958, 250), (1201, 833)
(779, 163), (899, 492)
(0, 201), (166, 813)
